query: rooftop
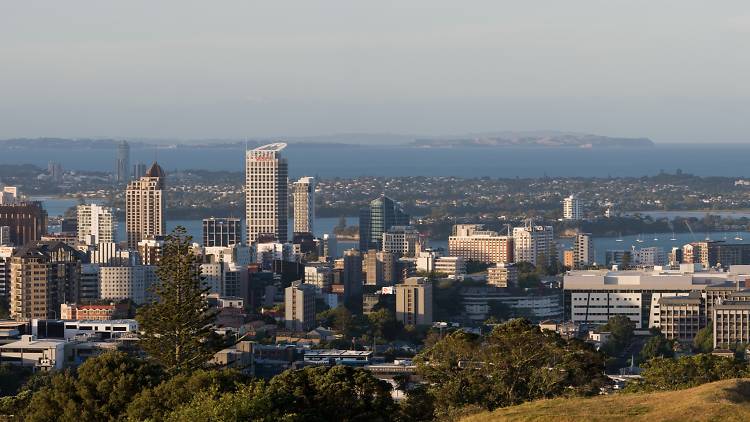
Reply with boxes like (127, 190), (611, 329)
(252, 142), (287, 152)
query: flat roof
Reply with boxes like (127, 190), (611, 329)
(304, 349), (372, 357)
(252, 143), (287, 152)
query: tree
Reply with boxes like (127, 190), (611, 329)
(693, 326), (713, 353)
(126, 369), (245, 422)
(23, 351), (164, 421)
(600, 315), (635, 355)
(136, 227), (220, 375)
(629, 354), (748, 392)
(639, 334), (674, 362)
(367, 308), (403, 342)
(415, 319), (608, 417)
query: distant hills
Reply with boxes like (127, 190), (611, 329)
(0, 132), (655, 149)
(413, 131), (655, 148)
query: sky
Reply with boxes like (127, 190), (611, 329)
(0, 1), (749, 143)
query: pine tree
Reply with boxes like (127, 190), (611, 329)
(136, 226), (219, 375)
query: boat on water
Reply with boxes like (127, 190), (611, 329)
(670, 231), (677, 241)
(615, 232), (623, 242)
(636, 234), (645, 243)
(735, 233), (744, 241)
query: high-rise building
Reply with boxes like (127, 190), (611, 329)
(563, 194), (582, 220)
(48, 161), (63, 184)
(99, 265), (154, 305)
(342, 249), (363, 313)
(132, 162), (147, 180)
(116, 140), (130, 183)
(77, 204), (115, 245)
(293, 176), (315, 235)
(512, 224), (554, 267)
(125, 162), (165, 249)
(0, 201), (47, 246)
(395, 277), (433, 326)
(320, 233), (337, 259)
(0, 226), (9, 246)
(359, 196), (409, 251)
(203, 217), (242, 247)
(365, 250), (397, 287)
(284, 281), (316, 331)
(0, 246), (14, 300)
(573, 233), (593, 269)
(0, 187), (18, 205)
(449, 224), (513, 264)
(245, 143), (288, 244)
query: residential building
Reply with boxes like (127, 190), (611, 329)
(0, 246), (14, 300)
(60, 302), (129, 321)
(77, 204), (115, 245)
(0, 201), (47, 246)
(125, 162), (165, 249)
(245, 143), (288, 244)
(513, 224), (554, 267)
(563, 250), (574, 269)
(138, 236), (165, 266)
(395, 277), (433, 326)
(682, 241), (750, 268)
(304, 263), (333, 291)
(0, 187), (18, 205)
(203, 217), (242, 247)
(573, 233), (593, 268)
(434, 256), (466, 278)
(449, 224), (513, 264)
(563, 194), (582, 220)
(635, 247), (667, 267)
(293, 176), (315, 235)
(359, 196), (409, 251)
(284, 281), (316, 331)
(487, 263), (518, 287)
(382, 226), (421, 257)
(365, 250), (397, 287)
(320, 233), (337, 259)
(99, 265), (154, 304)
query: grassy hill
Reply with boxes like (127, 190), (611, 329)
(462, 378), (750, 422)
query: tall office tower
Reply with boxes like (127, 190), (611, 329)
(358, 196), (409, 251)
(284, 281), (317, 331)
(0, 201), (47, 246)
(448, 224), (514, 264)
(563, 194), (582, 220)
(292, 176), (315, 235)
(573, 233), (593, 269)
(125, 162), (165, 249)
(132, 162), (147, 180)
(115, 140), (130, 183)
(48, 161), (63, 184)
(321, 233), (337, 259)
(512, 223), (554, 267)
(342, 248), (363, 313)
(203, 217), (242, 247)
(365, 249), (397, 286)
(77, 204), (115, 245)
(245, 143), (288, 244)
(395, 277), (433, 326)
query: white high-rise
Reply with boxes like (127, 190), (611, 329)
(293, 176), (315, 234)
(563, 194), (582, 220)
(512, 223), (554, 267)
(125, 162), (165, 249)
(245, 143), (288, 243)
(77, 204), (115, 245)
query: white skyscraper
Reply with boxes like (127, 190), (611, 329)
(77, 204), (115, 245)
(293, 176), (315, 234)
(125, 162), (165, 249)
(513, 223), (554, 267)
(245, 143), (288, 244)
(563, 194), (582, 220)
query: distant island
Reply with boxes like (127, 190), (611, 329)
(412, 132), (655, 148)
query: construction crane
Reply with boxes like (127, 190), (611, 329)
(684, 220), (697, 242)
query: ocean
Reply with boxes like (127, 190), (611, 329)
(5, 143), (750, 178)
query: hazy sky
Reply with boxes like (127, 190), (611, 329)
(1, 1), (749, 143)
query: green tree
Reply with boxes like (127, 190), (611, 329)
(639, 334), (674, 362)
(600, 315), (635, 355)
(23, 351), (164, 422)
(629, 354), (748, 392)
(126, 369), (244, 422)
(367, 308), (403, 342)
(136, 227), (220, 375)
(415, 319), (608, 417)
(693, 326), (714, 353)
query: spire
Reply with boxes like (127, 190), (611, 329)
(145, 161), (165, 178)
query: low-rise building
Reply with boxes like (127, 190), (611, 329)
(0, 335), (65, 370)
(303, 349), (373, 366)
(658, 292), (703, 342)
(487, 263), (518, 287)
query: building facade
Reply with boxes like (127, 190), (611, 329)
(203, 217), (242, 247)
(292, 176), (315, 235)
(573, 233), (593, 269)
(563, 194), (582, 220)
(125, 162), (165, 249)
(77, 204), (115, 245)
(115, 140), (130, 183)
(448, 224), (513, 264)
(0, 201), (47, 246)
(246, 143), (288, 244)
(284, 281), (316, 331)
(382, 226), (421, 257)
(359, 196), (409, 251)
(512, 224), (554, 267)
(395, 277), (433, 326)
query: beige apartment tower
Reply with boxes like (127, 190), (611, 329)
(125, 162), (165, 249)
(293, 176), (315, 234)
(246, 143), (288, 244)
(77, 203), (115, 245)
(448, 224), (513, 264)
(395, 277), (433, 326)
(10, 247), (49, 320)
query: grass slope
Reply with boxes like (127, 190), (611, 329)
(462, 378), (750, 422)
